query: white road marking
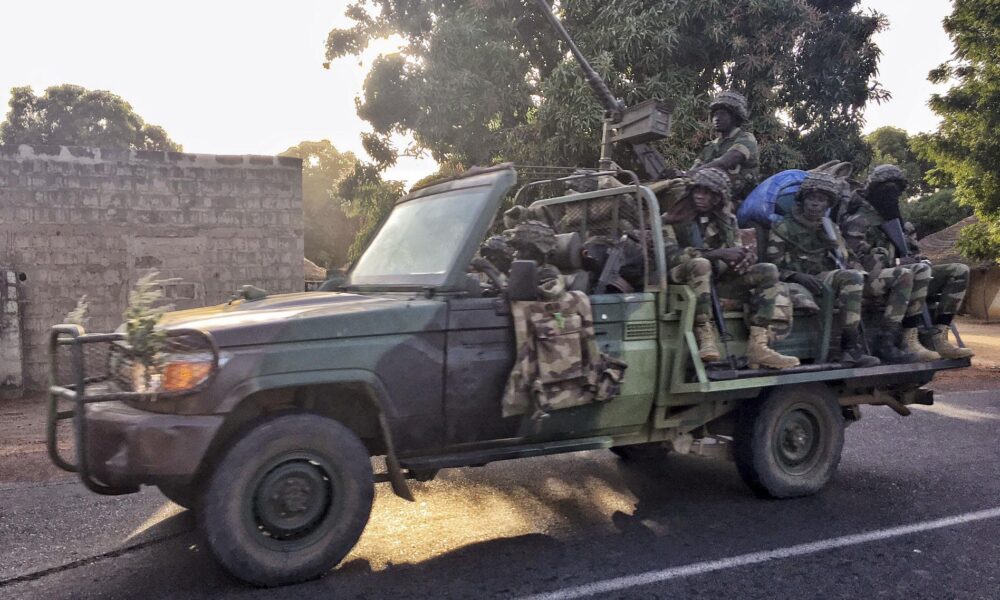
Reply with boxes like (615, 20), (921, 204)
(517, 506), (1000, 600)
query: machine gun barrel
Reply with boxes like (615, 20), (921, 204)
(532, 0), (672, 177)
(532, 0), (624, 121)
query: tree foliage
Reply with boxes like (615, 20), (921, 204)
(279, 140), (360, 269)
(921, 0), (1000, 261)
(0, 84), (180, 151)
(337, 163), (406, 262)
(326, 0), (888, 178)
(865, 126), (934, 196)
(901, 188), (972, 239)
(955, 219), (1000, 264)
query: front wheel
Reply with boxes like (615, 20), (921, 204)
(198, 414), (374, 587)
(734, 384), (844, 499)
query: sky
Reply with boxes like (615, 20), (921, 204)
(0, 0), (956, 187)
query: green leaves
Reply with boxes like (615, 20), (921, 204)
(922, 0), (1000, 262)
(123, 272), (172, 390)
(279, 140), (360, 269)
(327, 0), (886, 178)
(0, 84), (180, 151)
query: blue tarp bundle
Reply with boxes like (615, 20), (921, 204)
(737, 169), (807, 228)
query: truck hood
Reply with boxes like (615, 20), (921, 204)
(156, 292), (446, 347)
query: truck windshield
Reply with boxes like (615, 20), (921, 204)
(349, 186), (494, 286)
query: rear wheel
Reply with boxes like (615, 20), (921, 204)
(198, 414), (374, 587)
(734, 384), (844, 498)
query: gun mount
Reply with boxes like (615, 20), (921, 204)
(533, 0), (673, 177)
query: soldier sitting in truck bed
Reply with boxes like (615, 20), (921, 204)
(663, 168), (799, 369)
(842, 164), (973, 360)
(766, 171), (880, 368)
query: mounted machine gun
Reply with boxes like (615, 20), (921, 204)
(532, 0), (674, 179)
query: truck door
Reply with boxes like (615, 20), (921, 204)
(443, 297), (519, 445)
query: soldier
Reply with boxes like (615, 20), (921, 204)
(503, 219), (565, 300)
(691, 90), (761, 207)
(766, 171), (881, 367)
(844, 165), (973, 360)
(664, 168), (799, 370)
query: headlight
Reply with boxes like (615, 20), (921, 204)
(129, 352), (215, 394)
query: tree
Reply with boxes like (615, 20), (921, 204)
(279, 140), (360, 269)
(337, 163), (406, 262)
(921, 0), (1000, 261)
(901, 188), (972, 239)
(0, 84), (180, 151)
(325, 0), (887, 179)
(865, 126), (933, 196)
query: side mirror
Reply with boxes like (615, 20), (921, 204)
(507, 260), (539, 301)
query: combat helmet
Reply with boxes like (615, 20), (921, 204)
(867, 164), (908, 190)
(797, 171), (842, 205)
(689, 167), (732, 205)
(504, 220), (557, 262)
(709, 90), (750, 123)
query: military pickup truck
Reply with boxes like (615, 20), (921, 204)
(46, 164), (969, 586)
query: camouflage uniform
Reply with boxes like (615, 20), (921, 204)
(665, 168), (798, 368)
(837, 199), (914, 325)
(848, 165), (972, 359)
(500, 219), (627, 418)
(502, 290), (626, 419)
(665, 210), (782, 330)
(691, 91), (761, 202)
(766, 206), (865, 328)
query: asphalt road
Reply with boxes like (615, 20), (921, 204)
(1, 389), (998, 599)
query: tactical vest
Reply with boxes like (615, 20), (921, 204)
(502, 291), (627, 419)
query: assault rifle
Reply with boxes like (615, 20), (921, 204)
(532, 0), (673, 178)
(595, 235), (629, 294)
(689, 222), (740, 378)
(879, 218), (965, 346)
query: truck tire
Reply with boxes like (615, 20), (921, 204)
(198, 414), (374, 587)
(157, 483), (198, 510)
(734, 384), (844, 499)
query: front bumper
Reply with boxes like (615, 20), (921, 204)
(82, 401), (224, 490)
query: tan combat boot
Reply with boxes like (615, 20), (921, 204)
(694, 321), (721, 362)
(901, 328), (941, 362)
(930, 324), (974, 359)
(747, 326), (800, 370)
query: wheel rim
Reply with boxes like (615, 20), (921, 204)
(773, 404), (823, 475)
(246, 453), (336, 551)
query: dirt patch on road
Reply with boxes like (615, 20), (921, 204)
(0, 393), (73, 484)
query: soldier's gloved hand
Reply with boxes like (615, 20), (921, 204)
(786, 273), (825, 297)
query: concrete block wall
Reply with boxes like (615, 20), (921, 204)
(0, 144), (303, 390)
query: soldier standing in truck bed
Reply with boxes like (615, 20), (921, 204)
(690, 90), (761, 209)
(766, 171), (881, 368)
(842, 164), (973, 360)
(663, 168), (799, 370)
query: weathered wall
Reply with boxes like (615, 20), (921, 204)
(0, 144), (303, 390)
